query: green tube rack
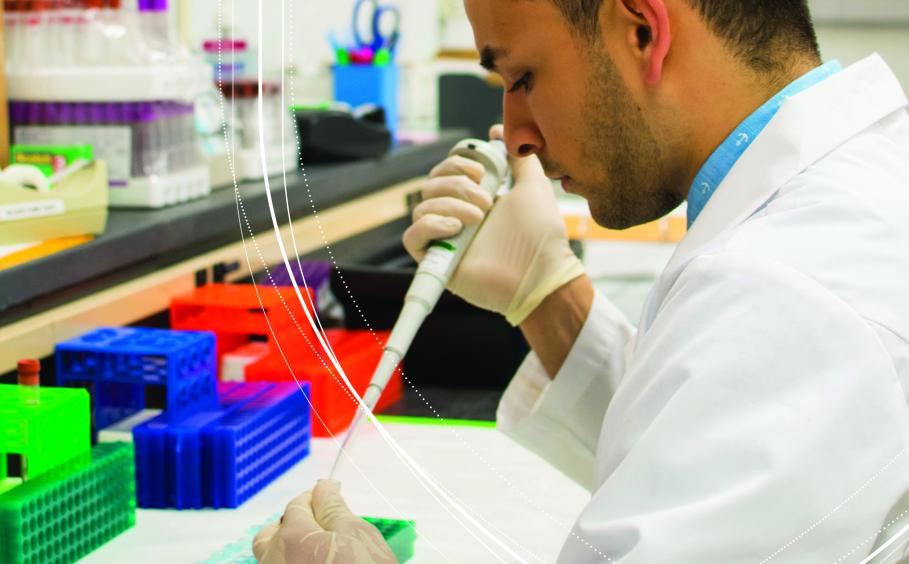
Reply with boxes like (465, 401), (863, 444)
(204, 514), (417, 563)
(0, 442), (137, 564)
(364, 516), (417, 563)
(0, 384), (91, 492)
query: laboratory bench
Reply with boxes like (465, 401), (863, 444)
(0, 129), (575, 562)
(0, 124), (682, 563)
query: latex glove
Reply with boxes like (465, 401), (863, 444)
(403, 126), (585, 326)
(252, 480), (396, 564)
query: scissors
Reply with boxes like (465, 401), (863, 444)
(352, 0), (401, 54)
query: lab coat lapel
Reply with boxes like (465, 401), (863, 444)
(639, 54), (908, 333)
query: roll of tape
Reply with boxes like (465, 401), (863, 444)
(0, 165), (51, 193)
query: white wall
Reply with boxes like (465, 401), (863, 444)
(178, 2), (909, 85)
(815, 24), (909, 88)
(178, 1), (439, 73)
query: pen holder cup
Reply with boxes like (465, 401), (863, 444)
(333, 63), (399, 141)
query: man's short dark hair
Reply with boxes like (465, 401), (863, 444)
(550, 0), (821, 77)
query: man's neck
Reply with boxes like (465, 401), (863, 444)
(680, 57), (820, 193)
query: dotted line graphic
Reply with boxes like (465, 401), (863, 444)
(834, 508), (909, 563)
(212, 2), (609, 560)
(762, 441), (909, 563)
(214, 2), (360, 435)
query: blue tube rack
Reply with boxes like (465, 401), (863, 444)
(133, 381), (311, 510)
(55, 327), (218, 430)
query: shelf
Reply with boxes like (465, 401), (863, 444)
(7, 64), (212, 102)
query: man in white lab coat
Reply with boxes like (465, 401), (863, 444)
(256, 0), (909, 562)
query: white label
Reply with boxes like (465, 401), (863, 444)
(0, 199), (65, 222)
(420, 246), (455, 279)
(15, 126), (132, 183)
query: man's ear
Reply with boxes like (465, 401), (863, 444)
(620, 0), (671, 85)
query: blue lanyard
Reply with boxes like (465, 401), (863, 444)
(687, 61), (842, 227)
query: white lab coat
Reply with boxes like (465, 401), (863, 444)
(498, 54), (909, 563)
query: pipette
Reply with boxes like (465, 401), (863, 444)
(329, 138), (510, 478)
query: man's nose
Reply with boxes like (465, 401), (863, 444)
(503, 92), (545, 158)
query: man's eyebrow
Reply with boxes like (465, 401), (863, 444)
(480, 46), (508, 73)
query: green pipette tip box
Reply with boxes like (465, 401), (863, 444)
(0, 443), (136, 564)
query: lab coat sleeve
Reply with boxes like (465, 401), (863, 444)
(497, 290), (636, 490)
(558, 252), (909, 563)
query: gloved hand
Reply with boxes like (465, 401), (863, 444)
(403, 126), (585, 326)
(252, 480), (396, 564)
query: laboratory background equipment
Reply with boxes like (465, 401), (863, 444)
(201, 38), (253, 82)
(330, 138), (510, 478)
(0, 158), (108, 244)
(3, 0), (213, 208)
(352, 0), (401, 55)
(331, 0), (402, 139)
(294, 104), (393, 163)
(217, 80), (298, 181)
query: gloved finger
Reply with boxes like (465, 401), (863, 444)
(403, 214), (463, 262)
(430, 155), (486, 184)
(413, 196), (486, 227)
(279, 490), (324, 539)
(252, 522), (281, 563)
(310, 480), (358, 532)
(420, 175), (494, 212)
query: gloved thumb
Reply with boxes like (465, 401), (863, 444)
(311, 479), (356, 532)
(488, 124), (546, 182)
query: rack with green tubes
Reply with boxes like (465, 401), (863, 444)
(204, 515), (416, 563)
(0, 384), (91, 493)
(363, 517), (417, 563)
(0, 442), (136, 564)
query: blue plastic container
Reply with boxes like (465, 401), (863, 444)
(333, 63), (399, 140)
(132, 382), (311, 510)
(55, 327), (218, 430)
(209, 382), (312, 508)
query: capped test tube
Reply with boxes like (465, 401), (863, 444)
(137, 0), (173, 65)
(21, 0), (49, 68)
(17, 359), (40, 387)
(3, 2), (20, 70)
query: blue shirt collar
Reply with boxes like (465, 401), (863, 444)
(686, 61), (842, 227)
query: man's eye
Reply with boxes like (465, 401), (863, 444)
(508, 72), (533, 94)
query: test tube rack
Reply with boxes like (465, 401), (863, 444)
(4, 0), (212, 100)
(55, 327), (219, 432)
(170, 284), (319, 374)
(0, 442), (137, 564)
(257, 260), (334, 306)
(10, 101), (211, 208)
(368, 517), (417, 563)
(0, 384), (91, 493)
(132, 381), (311, 510)
(0, 382), (135, 564)
(244, 328), (402, 437)
(203, 514), (416, 564)
(170, 284), (402, 437)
